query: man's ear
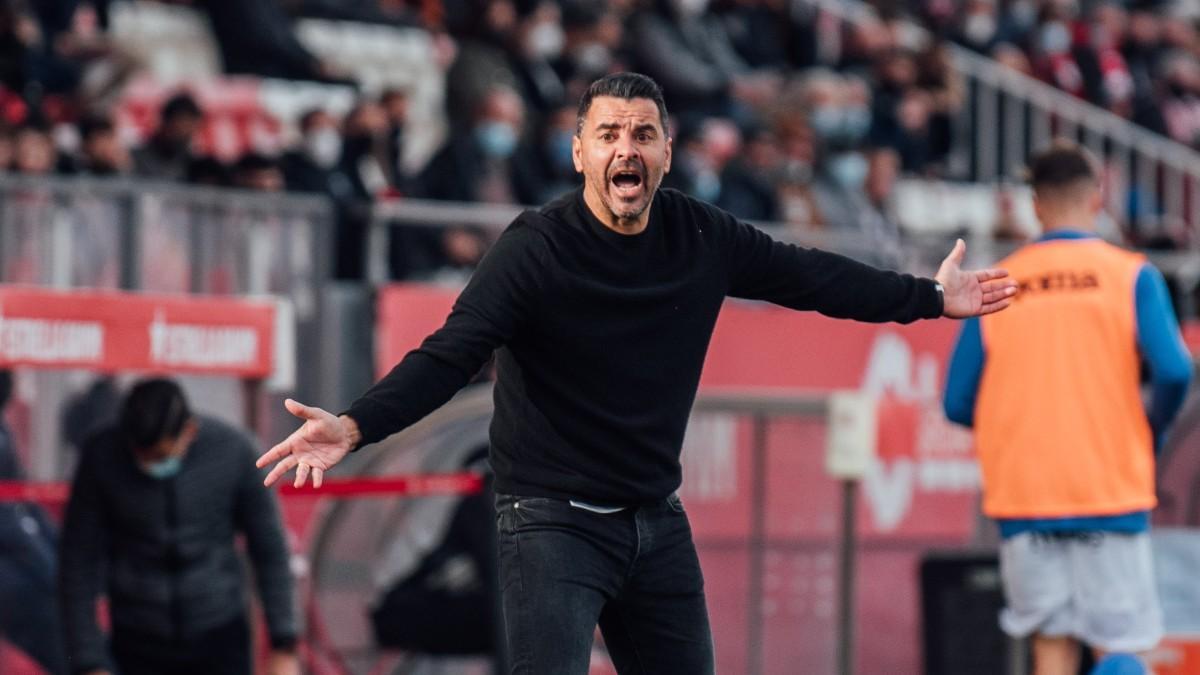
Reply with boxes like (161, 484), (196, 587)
(663, 136), (672, 175)
(1089, 185), (1104, 214)
(572, 134), (583, 174)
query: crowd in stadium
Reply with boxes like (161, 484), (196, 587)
(0, 0), (1197, 277)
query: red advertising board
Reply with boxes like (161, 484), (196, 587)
(0, 287), (276, 377)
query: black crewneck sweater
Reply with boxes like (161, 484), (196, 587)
(346, 188), (941, 504)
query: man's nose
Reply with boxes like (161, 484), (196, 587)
(614, 135), (640, 162)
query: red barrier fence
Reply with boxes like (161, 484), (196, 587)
(0, 473), (483, 505)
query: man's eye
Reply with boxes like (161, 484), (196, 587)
(601, 133), (615, 141)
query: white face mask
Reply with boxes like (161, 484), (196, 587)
(673, 0), (710, 18)
(526, 22), (565, 59)
(964, 12), (997, 45)
(305, 128), (342, 169)
(574, 43), (612, 74)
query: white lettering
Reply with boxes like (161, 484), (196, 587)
(148, 310), (259, 368)
(0, 308), (103, 362)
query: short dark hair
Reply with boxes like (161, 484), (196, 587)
(161, 92), (202, 122)
(119, 378), (192, 449)
(78, 115), (114, 142)
(1027, 140), (1099, 194)
(575, 72), (669, 136)
(234, 152), (278, 174)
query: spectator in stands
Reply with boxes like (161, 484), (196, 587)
(415, 85), (530, 204)
(233, 152), (285, 192)
(1158, 52), (1200, 148)
(59, 377), (300, 675)
(11, 122), (58, 174)
(26, 0), (138, 108)
(716, 122), (781, 221)
(72, 114), (130, 175)
(200, 0), (351, 85)
(992, 42), (1035, 75)
(132, 92), (203, 181)
(506, 1), (570, 115)
(1032, 7), (1086, 99)
(340, 98), (392, 201)
(185, 155), (230, 186)
(1122, 9), (1172, 134)
(628, 0), (776, 126)
(282, 108), (353, 197)
(443, 0), (524, 129)
(1075, 2), (1134, 114)
(714, 0), (793, 70)
(379, 88), (414, 193)
(767, 87), (825, 226)
(955, 0), (1005, 55)
(812, 145), (903, 266)
(559, 0), (626, 85)
(0, 369), (68, 675)
(870, 49), (935, 171)
(512, 103), (584, 204)
(916, 43), (963, 171)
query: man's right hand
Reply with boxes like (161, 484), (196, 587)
(256, 399), (356, 488)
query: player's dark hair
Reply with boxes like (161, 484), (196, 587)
(1027, 140), (1099, 195)
(119, 378), (192, 448)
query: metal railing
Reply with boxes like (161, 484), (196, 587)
(800, 0), (1200, 241)
(0, 174), (336, 477)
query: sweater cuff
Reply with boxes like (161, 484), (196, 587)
(922, 278), (944, 319)
(339, 399), (394, 451)
(270, 633), (299, 650)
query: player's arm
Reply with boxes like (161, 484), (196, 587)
(943, 318), (985, 428)
(1134, 264), (1193, 452)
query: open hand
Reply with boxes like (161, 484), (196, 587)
(256, 399), (353, 488)
(935, 239), (1018, 318)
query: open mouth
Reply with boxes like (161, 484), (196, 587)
(610, 169), (644, 198)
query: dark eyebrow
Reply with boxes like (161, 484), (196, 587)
(593, 122), (661, 135)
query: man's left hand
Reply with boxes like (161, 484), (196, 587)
(266, 650), (300, 675)
(935, 238), (1018, 318)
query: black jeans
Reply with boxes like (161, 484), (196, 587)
(110, 614), (251, 675)
(495, 493), (714, 675)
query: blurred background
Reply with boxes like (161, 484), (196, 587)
(4, 0), (1200, 673)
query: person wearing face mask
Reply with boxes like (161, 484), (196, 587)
(415, 85), (530, 204)
(512, 104), (584, 204)
(282, 108), (351, 196)
(505, 0), (568, 114)
(281, 108), (363, 279)
(812, 145), (906, 268)
(59, 378), (299, 675)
